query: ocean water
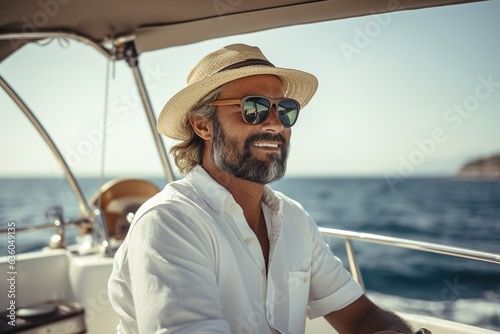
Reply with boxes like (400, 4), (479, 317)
(272, 177), (500, 331)
(1, 176), (499, 330)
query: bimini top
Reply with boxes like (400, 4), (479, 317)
(0, 0), (485, 62)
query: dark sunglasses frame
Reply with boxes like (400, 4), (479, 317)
(209, 95), (301, 127)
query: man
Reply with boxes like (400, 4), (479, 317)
(108, 44), (429, 334)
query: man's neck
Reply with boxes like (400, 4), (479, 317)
(201, 162), (265, 230)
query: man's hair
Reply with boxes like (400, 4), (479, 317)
(169, 88), (221, 175)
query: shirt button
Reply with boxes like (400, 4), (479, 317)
(246, 238), (253, 245)
(267, 311), (272, 319)
(302, 276), (309, 283)
(261, 269), (266, 276)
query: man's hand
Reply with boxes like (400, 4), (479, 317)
(324, 294), (413, 334)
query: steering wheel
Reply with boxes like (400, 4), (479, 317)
(90, 178), (160, 239)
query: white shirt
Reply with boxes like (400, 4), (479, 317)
(108, 166), (363, 334)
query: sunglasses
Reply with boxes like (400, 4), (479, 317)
(209, 95), (301, 127)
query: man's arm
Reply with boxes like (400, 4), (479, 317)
(324, 294), (413, 334)
(126, 208), (232, 333)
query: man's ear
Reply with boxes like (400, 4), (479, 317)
(189, 114), (212, 140)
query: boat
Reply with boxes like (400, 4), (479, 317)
(1, 0), (499, 333)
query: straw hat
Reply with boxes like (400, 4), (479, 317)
(157, 43), (318, 140)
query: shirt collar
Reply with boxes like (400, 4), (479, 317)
(262, 185), (283, 216)
(186, 165), (235, 215)
(186, 165), (283, 216)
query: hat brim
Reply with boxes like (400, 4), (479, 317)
(157, 65), (318, 140)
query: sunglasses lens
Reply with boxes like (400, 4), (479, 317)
(243, 97), (271, 124)
(242, 96), (300, 127)
(277, 100), (299, 127)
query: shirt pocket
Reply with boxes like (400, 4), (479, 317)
(288, 269), (311, 332)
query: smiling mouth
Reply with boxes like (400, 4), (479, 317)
(251, 142), (280, 148)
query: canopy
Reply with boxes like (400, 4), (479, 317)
(0, 0), (484, 62)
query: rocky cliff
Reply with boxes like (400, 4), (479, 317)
(455, 154), (500, 179)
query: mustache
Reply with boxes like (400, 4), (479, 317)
(245, 133), (287, 146)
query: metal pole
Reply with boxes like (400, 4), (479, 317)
(125, 44), (175, 183)
(0, 75), (95, 221)
(345, 238), (366, 291)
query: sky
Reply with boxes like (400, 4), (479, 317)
(1, 0), (499, 179)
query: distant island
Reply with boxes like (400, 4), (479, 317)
(455, 154), (500, 179)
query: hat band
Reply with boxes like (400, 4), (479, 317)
(215, 58), (276, 73)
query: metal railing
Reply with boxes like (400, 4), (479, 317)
(1, 31), (176, 255)
(319, 227), (500, 291)
(0, 205), (113, 256)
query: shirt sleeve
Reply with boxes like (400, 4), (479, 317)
(125, 205), (231, 333)
(305, 212), (364, 319)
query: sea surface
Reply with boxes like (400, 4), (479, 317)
(1, 176), (499, 330)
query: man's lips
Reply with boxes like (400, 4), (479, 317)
(246, 133), (287, 153)
(251, 142), (280, 148)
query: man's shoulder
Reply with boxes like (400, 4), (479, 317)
(129, 179), (200, 220)
(144, 178), (202, 207)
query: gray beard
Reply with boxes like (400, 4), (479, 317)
(211, 117), (289, 184)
